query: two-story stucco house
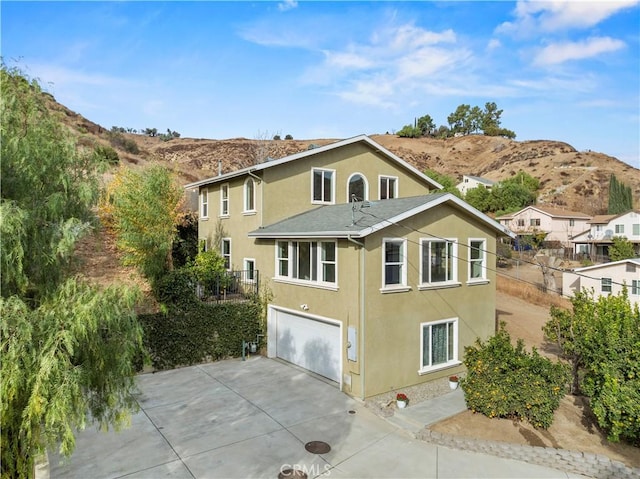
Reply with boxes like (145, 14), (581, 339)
(456, 175), (495, 196)
(185, 135), (514, 399)
(496, 205), (591, 248)
(571, 210), (640, 260)
(563, 258), (640, 308)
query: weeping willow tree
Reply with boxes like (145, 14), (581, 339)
(1, 64), (144, 478)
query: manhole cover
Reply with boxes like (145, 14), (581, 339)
(305, 440), (331, 454)
(278, 469), (308, 479)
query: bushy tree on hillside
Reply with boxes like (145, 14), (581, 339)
(608, 236), (636, 261)
(1, 64), (143, 478)
(608, 174), (633, 214)
(424, 169), (462, 198)
(465, 185), (492, 211)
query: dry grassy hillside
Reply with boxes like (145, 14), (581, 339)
(50, 95), (639, 216)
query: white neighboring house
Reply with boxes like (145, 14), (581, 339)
(570, 210), (640, 259)
(456, 175), (495, 196)
(562, 258), (640, 308)
(495, 205), (591, 248)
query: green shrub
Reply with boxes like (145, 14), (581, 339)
(462, 325), (567, 428)
(94, 144), (120, 165)
(106, 130), (140, 154)
(139, 300), (263, 370)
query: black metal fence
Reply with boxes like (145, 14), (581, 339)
(196, 270), (259, 304)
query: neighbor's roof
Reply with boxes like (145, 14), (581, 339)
(496, 205), (590, 220)
(461, 175), (495, 185)
(248, 193), (515, 239)
(184, 134), (443, 190)
(588, 210), (640, 224)
(568, 258), (640, 273)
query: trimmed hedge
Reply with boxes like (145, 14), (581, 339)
(140, 300), (263, 370)
(461, 324), (568, 429)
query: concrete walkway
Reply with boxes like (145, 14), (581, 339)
(49, 357), (584, 479)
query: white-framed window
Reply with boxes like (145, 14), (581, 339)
(347, 173), (368, 202)
(275, 240), (337, 286)
(517, 219), (525, 227)
(569, 219), (575, 227)
(244, 178), (256, 213)
(615, 224), (624, 234)
(200, 189), (209, 218)
(468, 239), (486, 281)
(220, 183), (229, 216)
(420, 318), (458, 372)
(530, 218), (540, 227)
(631, 280), (639, 295)
(601, 277), (612, 293)
(243, 258), (256, 282)
(379, 175), (397, 200)
(221, 238), (231, 270)
(312, 168), (335, 204)
(420, 238), (458, 286)
(382, 238), (407, 289)
(633, 224), (640, 236)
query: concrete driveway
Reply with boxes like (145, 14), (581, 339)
(49, 356), (576, 478)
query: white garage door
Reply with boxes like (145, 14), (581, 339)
(270, 309), (341, 383)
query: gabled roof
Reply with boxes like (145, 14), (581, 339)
(496, 205), (590, 220)
(568, 258), (640, 273)
(248, 193), (515, 239)
(588, 210), (640, 224)
(461, 175), (495, 185)
(184, 134), (443, 190)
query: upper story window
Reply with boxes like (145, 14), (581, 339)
(601, 277), (612, 293)
(276, 240), (337, 286)
(569, 219), (575, 227)
(221, 238), (231, 270)
(244, 178), (256, 213)
(468, 239), (486, 282)
(220, 183), (229, 216)
(615, 224), (624, 234)
(382, 238), (407, 290)
(200, 189), (209, 218)
(596, 225), (603, 232)
(530, 218), (541, 227)
(517, 219), (525, 227)
(632, 280), (639, 296)
(420, 239), (458, 286)
(348, 173), (368, 202)
(312, 168), (334, 204)
(633, 224), (640, 236)
(379, 176), (397, 200)
(420, 318), (458, 373)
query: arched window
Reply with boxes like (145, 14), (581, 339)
(244, 178), (255, 212)
(347, 173), (368, 202)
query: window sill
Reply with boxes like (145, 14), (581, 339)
(417, 282), (461, 291)
(466, 279), (490, 286)
(201, 216), (210, 221)
(243, 211), (257, 216)
(219, 214), (230, 219)
(418, 361), (462, 376)
(311, 200), (334, 206)
(380, 286), (411, 294)
(273, 277), (339, 291)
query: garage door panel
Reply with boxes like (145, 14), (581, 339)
(274, 310), (340, 383)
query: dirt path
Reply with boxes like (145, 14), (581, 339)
(431, 283), (640, 468)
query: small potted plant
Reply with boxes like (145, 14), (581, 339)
(448, 375), (459, 390)
(396, 393), (408, 408)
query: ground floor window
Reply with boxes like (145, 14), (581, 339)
(420, 318), (457, 371)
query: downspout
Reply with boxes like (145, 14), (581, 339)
(347, 235), (366, 400)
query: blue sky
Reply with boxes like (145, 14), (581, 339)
(2, 1), (639, 167)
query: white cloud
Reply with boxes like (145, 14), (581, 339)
(533, 36), (626, 66)
(278, 0), (298, 12)
(497, 0), (639, 35)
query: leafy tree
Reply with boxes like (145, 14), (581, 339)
(397, 124), (421, 138)
(609, 236), (636, 261)
(273, 134), (281, 140)
(447, 104), (471, 135)
(490, 182), (537, 215)
(144, 127), (158, 137)
(480, 101), (502, 133)
(465, 185), (492, 211)
(102, 165), (184, 288)
(1, 64), (144, 477)
(501, 170), (540, 192)
(416, 114), (436, 136)
(424, 169), (462, 198)
(285, 134), (293, 140)
(435, 125), (451, 138)
(607, 174), (633, 214)
(544, 288), (640, 443)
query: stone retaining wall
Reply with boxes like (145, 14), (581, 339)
(417, 429), (640, 479)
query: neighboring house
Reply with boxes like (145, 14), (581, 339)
(570, 210), (640, 259)
(185, 135), (515, 399)
(496, 205), (591, 248)
(562, 258), (640, 308)
(456, 175), (495, 196)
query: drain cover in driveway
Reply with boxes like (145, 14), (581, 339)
(278, 469), (308, 479)
(304, 440), (331, 454)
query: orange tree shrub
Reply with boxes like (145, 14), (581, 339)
(461, 324), (567, 428)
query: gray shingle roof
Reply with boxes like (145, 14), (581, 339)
(248, 193), (515, 239)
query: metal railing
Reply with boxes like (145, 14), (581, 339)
(196, 270), (259, 304)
